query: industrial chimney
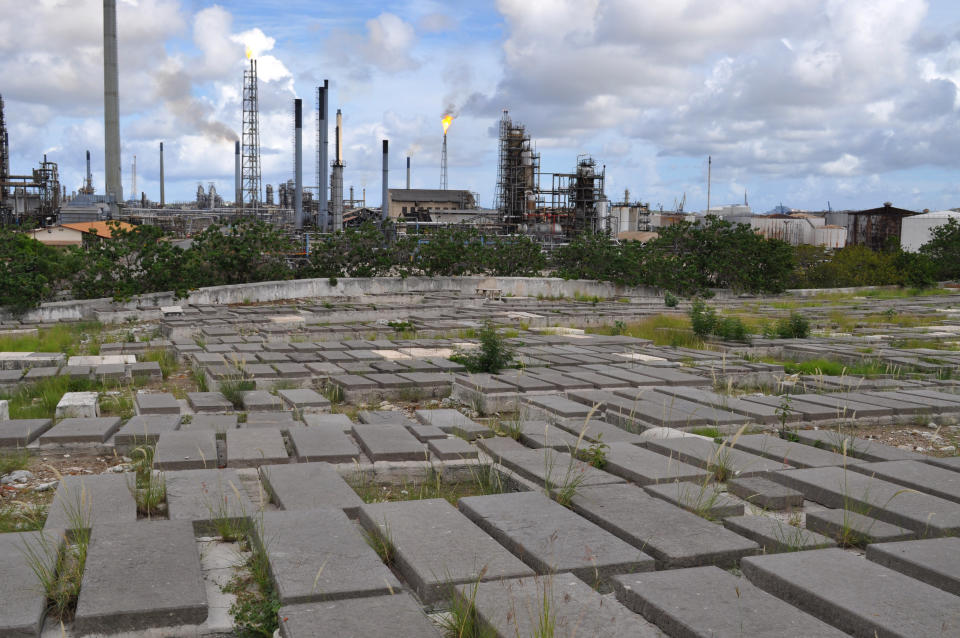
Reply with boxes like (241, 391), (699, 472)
(103, 0), (123, 204)
(234, 141), (241, 206)
(317, 80), (329, 230)
(159, 142), (165, 207)
(406, 156), (410, 190)
(84, 150), (93, 194)
(381, 140), (389, 221)
(331, 109), (344, 231)
(294, 98), (303, 229)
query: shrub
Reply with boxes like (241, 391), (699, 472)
(663, 292), (679, 307)
(450, 322), (515, 374)
(688, 299), (716, 338)
(776, 313), (810, 339)
(714, 316), (749, 341)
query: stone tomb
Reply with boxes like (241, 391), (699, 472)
(259, 462), (363, 517)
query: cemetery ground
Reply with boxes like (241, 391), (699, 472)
(0, 286), (959, 636)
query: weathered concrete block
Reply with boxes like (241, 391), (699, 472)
(302, 412), (354, 431)
(0, 530), (63, 635)
(277, 388), (330, 412)
(723, 515), (836, 553)
(406, 424), (447, 442)
(165, 468), (257, 527)
(352, 424), (426, 462)
(427, 437), (478, 460)
(114, 414), (180, 448)
(55, 391), (99, 418)
(805, 509), (915, 544)
(731, 433), (849, 468)
(155, 430), (218, 470)
(415, 409), (491, 439)
(866, 537), (960, 596)
(225, 428), (289, 467)
(74, 520), (207, 634)
(181, 413), (238, 433)
(741, 548), (960, 638)
(358, 498), (535, 602)
(135, 390), (181, 415)
(186, 392), (234, 413)
(260, 462), (363, 517)
(459, 492), (654, 589)
(614, 566), (847, 638)
(278, 593), (441, 638)
(728, 476), (804, 510)
(40, 416), (122, 445)
(241, 390), (284, 412)
(645, 436), (794, 478)
(0, 418), (52, 447)
(44, 474), (137, 531)
(602, 442), (710, 486)
(847, 459), (960, 504)
(493, 447), (625, 491)
(643, 481), (744, 519)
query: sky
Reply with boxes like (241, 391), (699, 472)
(3, 0), (960, 214)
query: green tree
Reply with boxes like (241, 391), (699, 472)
(0, 229), (64, 314)
(482, 235), (545, 277)
(300, 222), (397, 279)
(185, 220), (293, 287)
(919, 217), (960, 280)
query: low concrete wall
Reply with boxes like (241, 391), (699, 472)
(5, 276), (665, 323)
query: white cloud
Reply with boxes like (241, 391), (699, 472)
(822, 153), (862, 176)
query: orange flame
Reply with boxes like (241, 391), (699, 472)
(441, 115), (454, 135)
(245, 47), (253, 60)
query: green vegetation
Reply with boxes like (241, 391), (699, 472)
(770, 313), (810, 339)
(586, 314), (703, 349)
(219, 376), (256, 410)
(223, 533), (281, 637)
(581, 434), (609, 470)
(0, 322), (102, 355)
(450, 322), (515, 374)
(0, 448), (30, 476)
(780, 358), (897, 378)
(440, 570), (496, 638)
(690, 426), (721, 439)
(1, 376), (96, 419)
(350, 465), (506, 506)
(361, 520), (396, 566)
(0, 503), (46, 533)
(689, 300), (749, 342)
(141, 348), (178, 379)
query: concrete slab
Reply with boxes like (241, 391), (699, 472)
(723, 515), (836, 553)
(645, 437), (794, 478)
(569, 483), (759, 569)
(40, 416), (122, 445)
(135, 390), (180, 415)
(260, 462), (363, 517)
(114, 414), (180, 447)
(287, 426), (360, 463)
(493, 447), (625, 490)
(358, 498), (535, 602)
(44, 474), (137, 531)
(427, 436), (478, 460)
(458, 492), (654, 589)
(182, 413), (238, 433)
(792, 429), (926, 462)
(155, 430), (218, 470)
(731, 433), (849, 468)
(468, 574), (664, 638)
(302, 412), (354, 431)
(603, 442), (711, 486)
(351, 423), (426, 462)
(0, 530), (62, 636)
(358, 410), (417, 426)
(771, 465), (960, 535)
(241, 390), (284, 411)
(554, 417), (647, 445)
(517, 420), (584, 450)
(727, 476), (804, 510)
(613, 566), (847, 638)
(55, 391), (99, 418)
(277, 388), (330, 411)
(415, 409), (492, 440)
(0, 417), (52, 446)
(406, 423), (447, 442)
(741, 548), (960, 638)
(644, 481), (744, 519)
(652, 387), (787, 424)
(226, 428), (289, 467)
(847, 460), (960, 503)
(74, 520), (207, 634)
(187, 392), (234, 413)
(256, 508), (401, 603)
(866, 537), (960, 596)
(243, 411), (299, 430)
(805, 509), (916, 544)
(926, 455), (960, 472)
(278, 593), (441, 638)
(165, 468), (257, 527)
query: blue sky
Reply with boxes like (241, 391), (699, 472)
(3, 0), (960, 213)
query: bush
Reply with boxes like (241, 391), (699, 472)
(450, 322), (515, 373)
(688, 299), (717, 338)
(714, 317), (749, 341)
(663, 292), (678, 307)
(775, 313), (810, 339)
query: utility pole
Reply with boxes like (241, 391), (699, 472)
(706, 155), (712, 214)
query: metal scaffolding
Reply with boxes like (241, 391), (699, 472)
(495, 110), (540, 233)
(241, 59), (262, 211)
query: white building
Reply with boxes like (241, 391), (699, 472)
(901, 210), (960, 252)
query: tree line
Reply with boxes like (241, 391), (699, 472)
(2, 216), (957, 315)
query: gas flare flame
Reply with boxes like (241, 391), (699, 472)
(245, 47), (253, 60)
(441, 115), (454, 135)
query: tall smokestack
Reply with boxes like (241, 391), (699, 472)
(331, 108), (344, 232)
(406, 156), (410, 189)
(234, 141), (241, 205)
(381, 139), (389, 221)
(159, 142), (164, 207)
(103, 0), (123, 203)
(317, 80), (328, 230)
(294, 98), (303, 229)
(85, 150), (92, 193)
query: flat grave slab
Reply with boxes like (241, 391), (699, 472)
(771, 465), (960, 535)
(351, 423), (426, 462)
(522, 370), (594, 391)
(181, 413), (238, 433)
(114, 414), (180, 447)
(415, 409), (491, 439)
(134, 391), (180, 415)
(0, 417), (52, 446)
(522, 393), (595, 419)
(517, 420), (584, 450)
(406, 424), (447, 442)
(277, 593), (441, 638)
(644, 481), (744, 518)
(427, 436), (478, 460)
(569, 483), (759, 569)
(287, 426), (360, 463)
(302, 412), (354, 431)
(723, 515), (836, 553)
(458, 491), (654, 588)
(730, 433), (849, 468)
(40, 416), (122, 445)
(652, 386), (786, 424)
(55, 391), (99, 418)
(554, 417), (647, 445)
(273, 363), (310, 378)
(0, 530), (61, 636)
(74, 520), (207, 634)
(603, 442), (710, 486)
(260, 462), (363, 517)
(645, 437), (793, 477)
(256, 508), (401, 603)
(45, 474), (137, 530)
(493, 447), (624, 490)
(805, 509), (915, 544)
(468, 574), (664, 638)
(613, 566), (847, 638)
(789, 392), (893, 418)
(793, 428), (925, 462)
(226, 428), (289, 467)
(165, 468), (256, 526)
(155, 430), (218, 470)
(243, 411), (299, 430)
(241, 390), (284, 411)
(727, 476), (804, 510)
(740, 395), (839, 421)
(866, 537), (960, 596)
(277, 388), (329, 411)
(926, 455), (960, 472)
(358, 410), (417, 426)
(187, 392), (234, 413)
(358, 498), (535, 602)
(129, 361), (162, 380)
(847, 459), (960, 503)
(741, 548), (960, 638)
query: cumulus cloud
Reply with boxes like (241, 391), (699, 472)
(325, 12), (419, 79)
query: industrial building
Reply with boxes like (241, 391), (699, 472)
(901, 210), (960, 252)
(725, 213), (847, 248)
(386, 189), (476, 220)
(26, 221), (134, 246)
(827, 203), (918, 251)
